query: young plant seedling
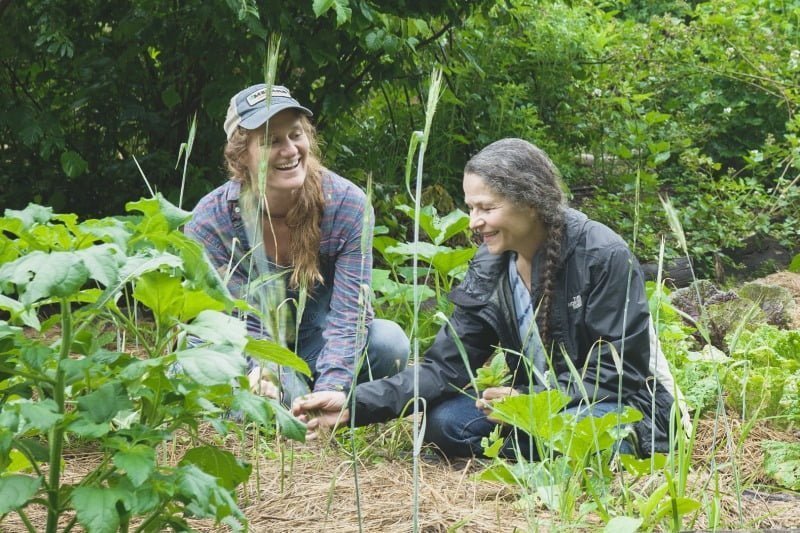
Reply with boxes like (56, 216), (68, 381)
(475, 349), (512, 392)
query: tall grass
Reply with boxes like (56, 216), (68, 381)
(406, 67), (444, 533)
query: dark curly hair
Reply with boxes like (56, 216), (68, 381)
(464, 138), (567, 346)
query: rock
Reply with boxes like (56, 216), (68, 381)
(738, 282), (796, 328)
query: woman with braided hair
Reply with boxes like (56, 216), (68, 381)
(294, 138), (679, 459)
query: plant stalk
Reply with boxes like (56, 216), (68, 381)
(46, 299), (71, 533)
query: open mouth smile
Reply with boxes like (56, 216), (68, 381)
(275, 159), (300, 171)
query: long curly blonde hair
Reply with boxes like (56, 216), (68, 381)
(224, 114), (325, 288)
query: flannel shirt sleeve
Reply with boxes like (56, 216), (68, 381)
(312, 179), (374, 392)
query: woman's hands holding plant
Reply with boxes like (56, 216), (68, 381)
(476, 386), (519, 422)
(292, 390), (350, 439)
(248, 366), (280, 399)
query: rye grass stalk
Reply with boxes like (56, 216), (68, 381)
(176, 113), (197, 209)
(347, 172), (376, 532)
(405, 67), (444, 533)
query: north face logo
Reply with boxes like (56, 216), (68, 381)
(568, 295), (582, 310)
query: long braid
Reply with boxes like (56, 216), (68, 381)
(537, 216), (564, 347)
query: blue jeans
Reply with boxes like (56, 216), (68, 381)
(266, 318), (410, 406)
(424, 393), (636, 460)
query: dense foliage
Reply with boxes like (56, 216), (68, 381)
(0, 202), (309, 531)
(3, 0), (798, 273)
(0, 0), (490, 215)
(326, 0), (800, 271)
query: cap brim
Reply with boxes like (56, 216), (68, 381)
(239, 103), (313, 131)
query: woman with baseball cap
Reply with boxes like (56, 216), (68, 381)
(185, 83), (409, 406)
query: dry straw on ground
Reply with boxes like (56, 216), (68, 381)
(3, 414), (799, 532)
(4, 272), (800, 531)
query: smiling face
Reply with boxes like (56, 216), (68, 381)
(463, 172), (546, 261)
(245, 109), (310, 197)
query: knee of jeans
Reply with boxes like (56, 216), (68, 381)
(367, 319), (410, 373)
(424, 406), (463, 452)
(424, 400), (493, 457)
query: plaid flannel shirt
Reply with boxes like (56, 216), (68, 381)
(184, 171), (373, 392)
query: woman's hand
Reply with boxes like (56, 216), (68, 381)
(291, 391), (350, 440)
(476, 386), (519, 423)
(248, 367), (279, 400)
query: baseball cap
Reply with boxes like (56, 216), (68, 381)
(223, 84), (313, 140)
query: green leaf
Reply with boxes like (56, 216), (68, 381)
(762, 440), (800, 490)
(1, 251), (89, 304)
(651, 497), (701, 523)
(180, 289), (226, 322)
(175, 347), (245, 385)
(19, 399), (62, 432)
(119, 357), (165, 382)
(244, 338), (311, 377)
(67, 418), (111, 438)
(0, 475), (41, 513)
(475, 351), (511, 390)
(567, 407), (642, 458)
(75, 244), (124, 288)
(333, 0), (352, 26)
(312, 0), (335, 17)
(133, 271), (185, 326)
(60, 150), (88, 177)
(476, 463), (518, 484)
(180, 446), (251, 490)
(620, 452), (668, 476)
(436, 209), (470, 244)
(113, 444), (155, 487)
(397, 204), (438, 243)
(170, 237), (233, 305)
(126, 194), (192, 231)
(267, 398), (306, 442)
(232, 390), (273, 426)
(77, 382), (133, 424)
(161, 86), (181, 109)
(3, 204), (53, 228)
(6, 449), (35, 473)
(371, 269), (436, 304)
(385, 241), (441, 262)
(604, 516), (642, 533)
(72, 486), (125, 533)
(643, 111), (670, 125)
(118, 251), (183, 283)
(789, 253), (800, 273)
(652, 151), (671, 165)
(0, 294), (40, 329)
(489, 390), (571, 439)
(430, 247), (476, 277)
(182, 310), (248, 351)
(176, 464), (244, 523)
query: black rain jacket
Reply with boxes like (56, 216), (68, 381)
(353, 208), (675, 456)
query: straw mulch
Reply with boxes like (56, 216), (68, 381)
(687, 415), (800, 530)
(3, 414), (799, 532)
(222, 441), (535, 532)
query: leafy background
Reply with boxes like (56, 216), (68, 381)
(2, 0), (798, 275)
